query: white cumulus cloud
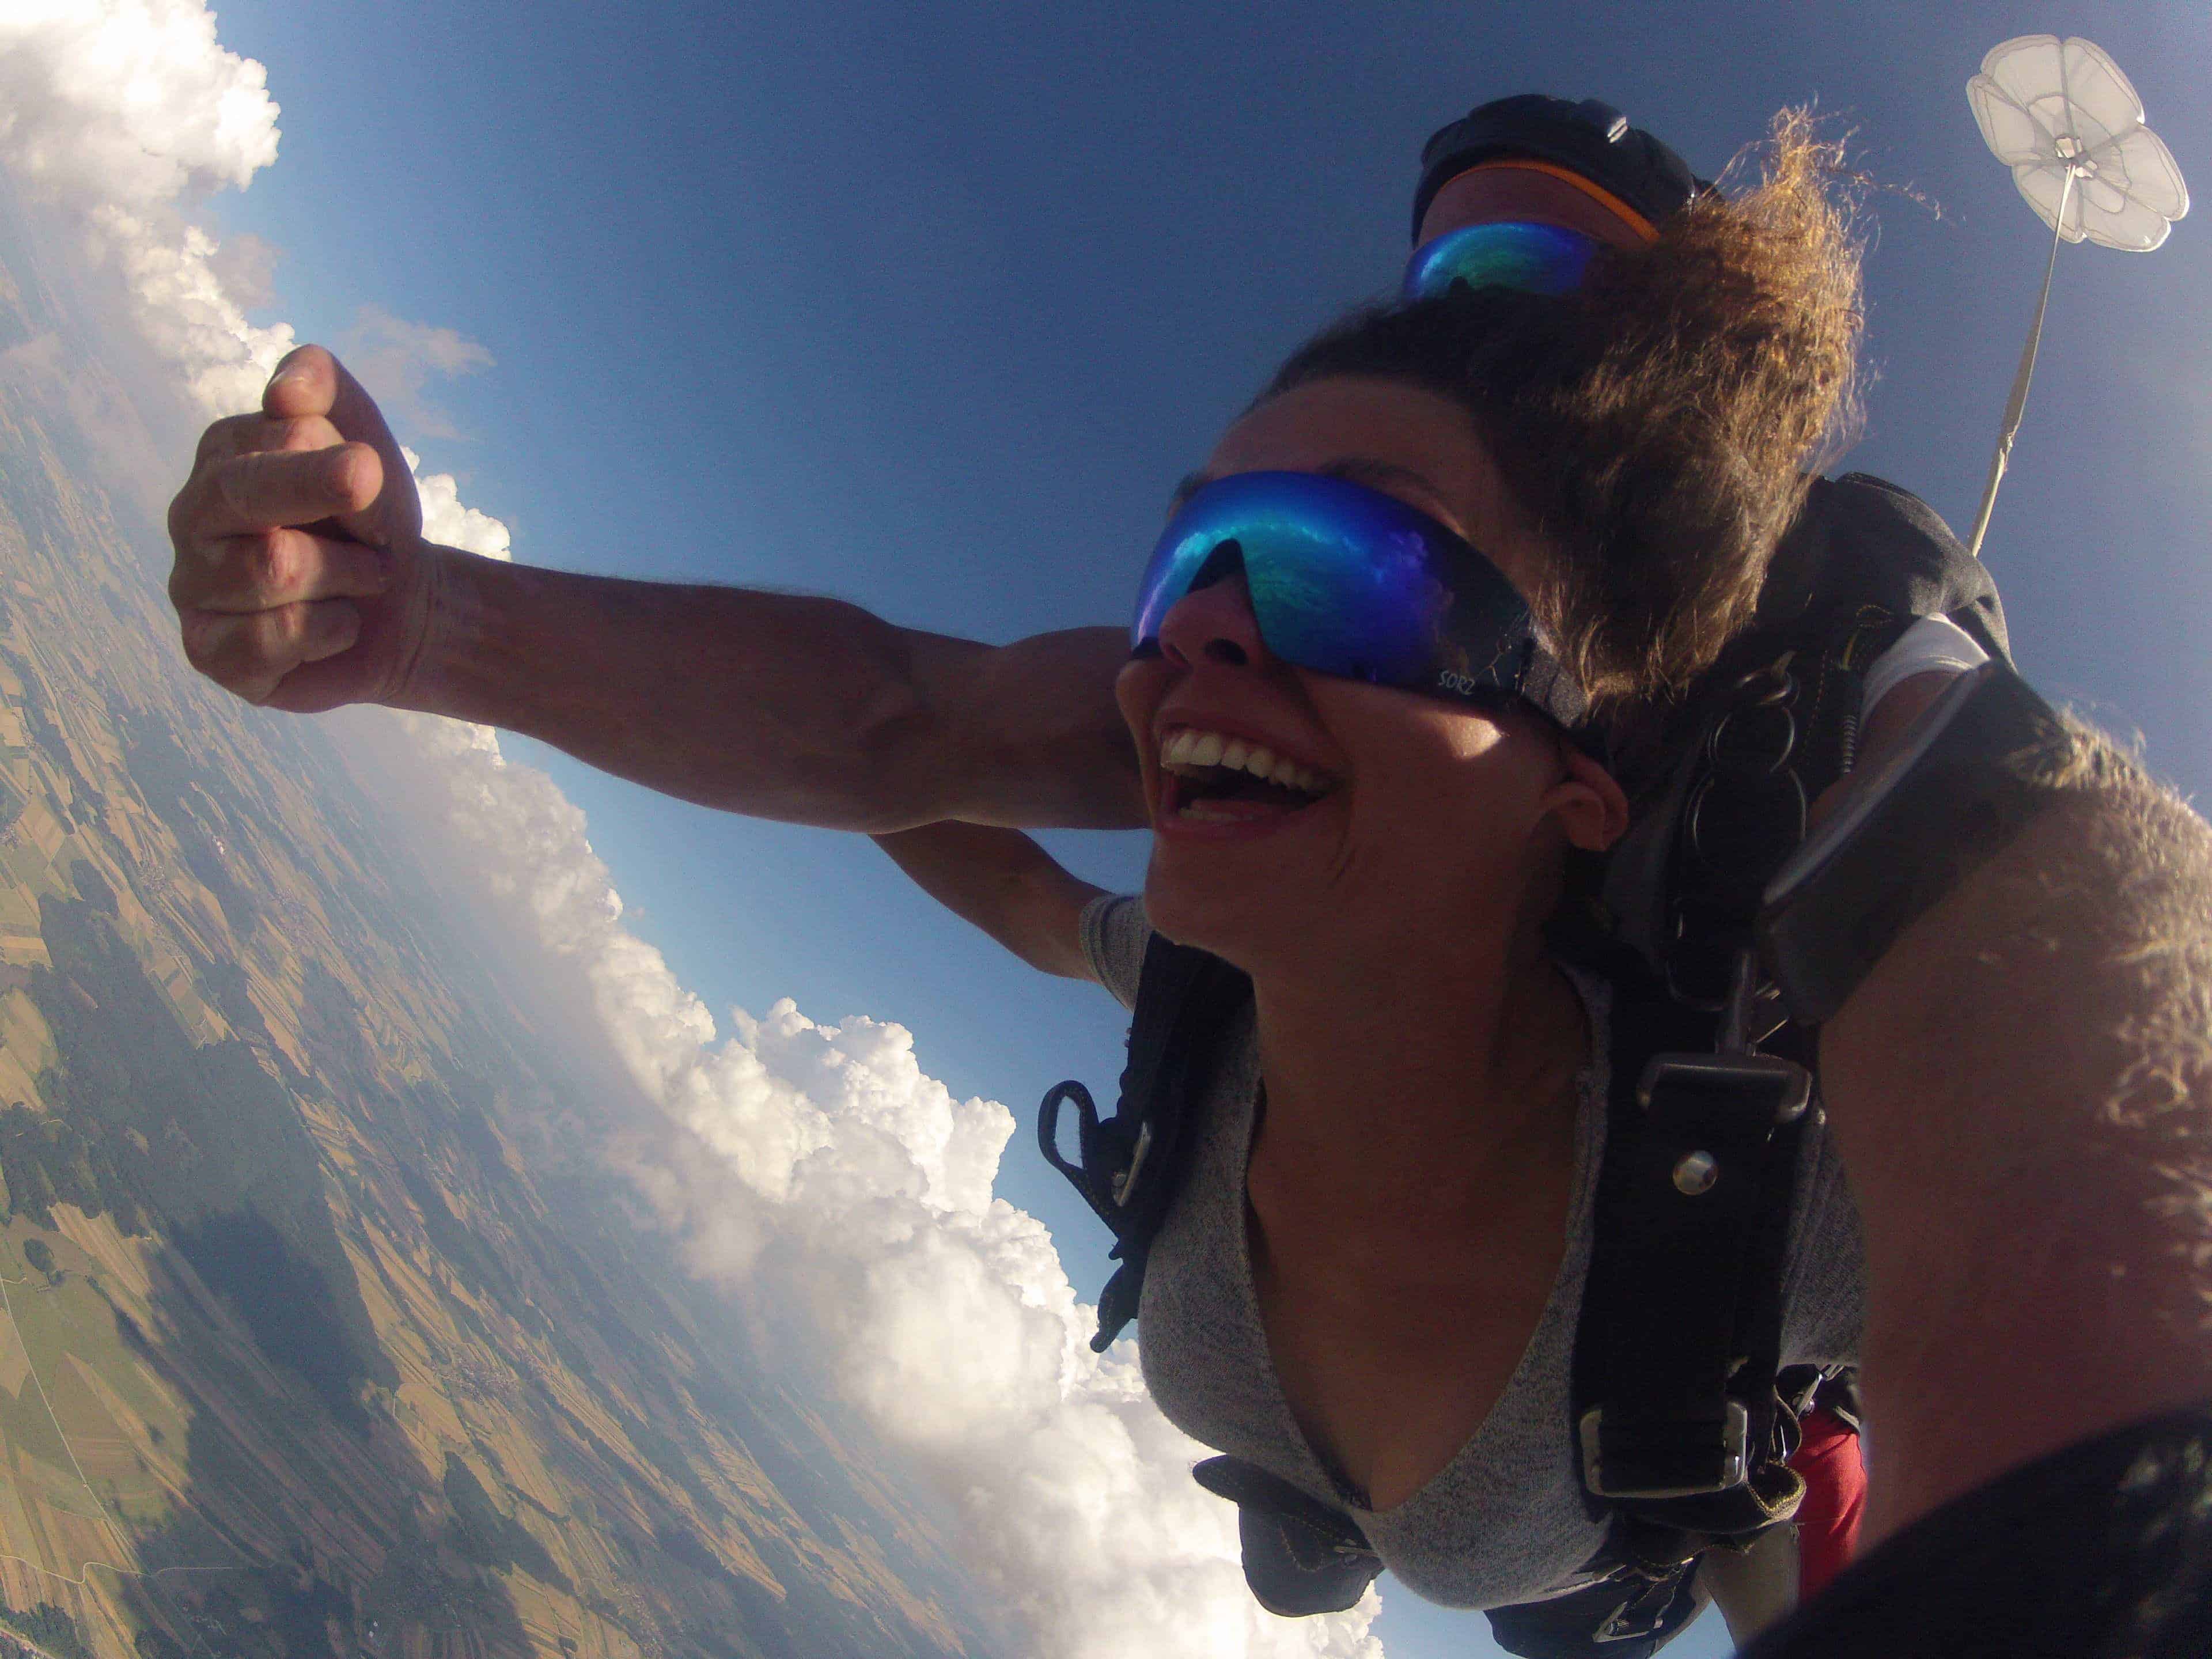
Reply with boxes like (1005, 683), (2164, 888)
(0, 5), (1384, 1655)
(393, 713), (1382, 1659)
(0, 0), (278, 202)
(346, 303), (497, 442)
(406, 447), (514, 561)
(0, 0), (293, 411)
(0, 0), (499, 543)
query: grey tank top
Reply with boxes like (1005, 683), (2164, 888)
(1080, 893), (1866, 1611)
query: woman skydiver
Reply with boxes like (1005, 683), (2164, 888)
(874, 112), (1865, 1633)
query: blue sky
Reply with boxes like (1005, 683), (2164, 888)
(181, 3), (2210, 1653)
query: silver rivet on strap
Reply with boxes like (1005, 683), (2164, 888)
(1672, 1152), (1719, 1196)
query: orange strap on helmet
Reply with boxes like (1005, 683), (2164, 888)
(1452, 158), (1662, 244)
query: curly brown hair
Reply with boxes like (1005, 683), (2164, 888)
(1267, 109), (1864, 705)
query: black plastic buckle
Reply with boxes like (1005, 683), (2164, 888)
(1037, 1081), (1142, 1226)
(1591, 1574), (1692, 1645)
(1579, 1402), (1750, 1499)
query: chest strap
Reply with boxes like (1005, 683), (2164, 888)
(1572, 948), (1813, 1548)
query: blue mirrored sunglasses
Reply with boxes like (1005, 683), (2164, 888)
(1401, 219), (1600, 301)
(1131, 471), (1548, 712)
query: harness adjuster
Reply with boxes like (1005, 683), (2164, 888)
(1578, 1402), (1751, 1500)
(1634, 1052), (1810, 1127)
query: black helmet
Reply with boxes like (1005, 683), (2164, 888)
(1411, 94), (1707, 242)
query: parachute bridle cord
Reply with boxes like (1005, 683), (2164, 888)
(1965, 165), (2076, 560)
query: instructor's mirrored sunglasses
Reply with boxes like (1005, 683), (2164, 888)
(1401, 219), (1600, 301)
(1130, 471), (1554, 713)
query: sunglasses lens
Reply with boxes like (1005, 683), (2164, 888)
(1132, 472), (1531, 696)
(1401, 220), (1599, 301)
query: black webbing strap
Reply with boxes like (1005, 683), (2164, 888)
(1604, 608), (1916, 1009)
(1571, 949), (1812, 1544)
(1592, 1057), (1813, 1539)
(1037, 934), (1252, 1351)
(1486, 1566), (1707, 1659)
(1555, 609), (1897, 1552)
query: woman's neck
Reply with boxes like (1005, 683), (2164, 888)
(1247, 918), (1589, 1229)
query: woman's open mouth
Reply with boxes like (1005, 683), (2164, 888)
(1156, 726), (1338, 828)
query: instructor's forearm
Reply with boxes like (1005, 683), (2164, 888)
(393, 548), (1142, 831)
(1819, 725), (2212, 1544)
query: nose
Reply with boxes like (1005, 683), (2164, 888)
(1158, 555), (1266, 672)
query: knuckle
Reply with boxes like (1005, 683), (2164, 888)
(169, 540), (221, 610)
(177, 610), (229, 674)
(212, 452), (264, 518)
(172, 537), (230, 607)
(253, 532), (299, 599)
(185, 607), (297, 695)
(199, 532), (294, 607)
(305, 602), (360, 660)
(165, 484), (194, 550)
(210, 535), (281, 606)
(193, 413), (248, 468)
(169, 465), (236, 550)
(261, 603), (310, 652)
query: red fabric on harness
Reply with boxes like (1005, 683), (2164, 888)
(1787, 1408), (1866, 1599)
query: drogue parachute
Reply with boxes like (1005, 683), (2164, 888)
(1961, 35), (2188, 557)
(1969, 35), (2188, 252)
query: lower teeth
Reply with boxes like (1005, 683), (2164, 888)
(1179, 799), (1304, 823)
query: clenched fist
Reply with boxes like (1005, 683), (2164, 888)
(166, 345), (444, 713)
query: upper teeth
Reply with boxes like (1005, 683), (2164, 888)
(1158, 728), (1331, 794)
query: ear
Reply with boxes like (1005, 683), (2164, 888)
(1540, 745), (1629, 853)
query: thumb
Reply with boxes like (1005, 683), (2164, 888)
(263, 345), (421, 546)
(266, 345), (402, 457)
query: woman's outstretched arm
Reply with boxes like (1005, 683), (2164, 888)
(872, 822), (1106, 980)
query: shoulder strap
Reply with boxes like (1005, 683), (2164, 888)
(1550, 601), (1899, 1603)
(1601, 605), (1914, 1006)
(1567, 590), (1884, 1560)
(1036, 934), (1251, 1352)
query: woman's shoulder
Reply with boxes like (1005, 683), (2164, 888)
(1079, 893), (1152, 1011)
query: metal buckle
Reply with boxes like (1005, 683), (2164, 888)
(1110, 1120), (1153, 1207)
(1635, 1052), (1810, 1128)
(1638, 949), (1810, 1128)
(1580, 1402), (1750, 1499)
